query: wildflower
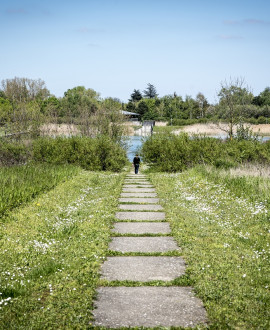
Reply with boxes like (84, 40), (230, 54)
(242, 274), (247, 278)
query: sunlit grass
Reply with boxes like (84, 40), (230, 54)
(0, 170), (125, 328)
(0, 164), (78, 218)
(149, 168), (270, 329)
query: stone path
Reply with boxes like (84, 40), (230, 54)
(93, 173), (207, 328)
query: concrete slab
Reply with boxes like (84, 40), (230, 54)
(100, 256), (186, 281)
(118, 197), (160, 203)
(123, 184), (154, 188)
(119, 204), (163, 211)
(93, 286), (207, 328)
(109, 237), (180, 252)
(125, 179), (150, 182)
(121, 193), (157, 198)
(122, 188), (156, 192)
(112, 222), (171, 234)
(126, 175), (147, 178)
(116, 212), (165, 221)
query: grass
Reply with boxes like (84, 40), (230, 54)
(149, 167), (270, 329)
(0, 164), (79, 218)
(0, 169), (126, 328)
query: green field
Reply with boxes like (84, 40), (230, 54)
(1, 150), (269, 328)
(149, 167), (270, 329)
(0, 168), (125, 328)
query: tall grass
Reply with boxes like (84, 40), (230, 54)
(0, 164), (78, 218)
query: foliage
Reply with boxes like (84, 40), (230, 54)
(0, 140), (29, 166)
(142, 133), (270, 172)
(32, 136), (128, 171)
(143, 83), (158, 99)
(0, 136), (128, 171)
(216, 78), (254, 139)
(129, 89), (142, 102)
(150, 169), (270, 328)
(0, 170), (125, 328)
(0, 164), (78, 218)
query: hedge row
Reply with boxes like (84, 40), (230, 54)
(0, 136), (128, 172)
(142, 133), (270, 172)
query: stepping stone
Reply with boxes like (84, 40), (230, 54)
(119, 204), (163, 211)
(123, 184), (154, 188)
(109, 237), (180, 252)
(122, 188), (156, 192)
(126, 175), (147, 178)
(112, 222), (171, 234)
(93, 286), (207, 328)
(121, 193), (157, 197)
(116, 212), (165, 221)
(124, 180), (151, 183)
(119, 197), (160, 204)
(100, 256), (186, 281)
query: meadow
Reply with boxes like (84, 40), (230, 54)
(0, 169), (126, 328)
(0, 164), (78, 218)
(1, 132), (269, 328)
(149, 167), (270, 329)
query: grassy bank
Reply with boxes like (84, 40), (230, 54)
(0, 170), (125, 328)
(149, 167), (269, 328)
(0, 164), (78, 218)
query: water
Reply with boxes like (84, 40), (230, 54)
(125, 136), (146, 162)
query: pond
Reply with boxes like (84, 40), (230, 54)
(125, 136), (146, 162)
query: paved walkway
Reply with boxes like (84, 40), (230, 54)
(93, 173), (207, 328)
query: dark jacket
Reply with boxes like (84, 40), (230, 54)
(133, 156), (140, 165)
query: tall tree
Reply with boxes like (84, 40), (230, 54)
(143, 83), (158, 99)
(130, 89), (142, 102)
(1, 77), (49, 103)
(196, 92), (209, 118)
(217, 78), (253, 139)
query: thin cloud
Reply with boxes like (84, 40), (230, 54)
(217, 34), (244, 40)
(76, 27), (105, 34)
(87, 43), (102, 48)
(6, 8), (27, 15)
(224, 18), (270, 26)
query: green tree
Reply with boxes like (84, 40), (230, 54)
(130, 89), (142, 102)
(196, 92), (209, 118)
(1, 77), (49, 103)
(62, 86), (100, 119)
(253, 87), (270, 107)
(143, 83), (158, 99)
(217, 78), (253, 139)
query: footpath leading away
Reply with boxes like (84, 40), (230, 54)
(93, 173), (208, 328)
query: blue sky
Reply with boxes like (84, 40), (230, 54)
(1, 0), (269, 103)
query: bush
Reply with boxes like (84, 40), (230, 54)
(32, 136), (128, 171)
(0, 140), (30, 166)
(142, 133), (270, 172)
(0, 136), (128, 172)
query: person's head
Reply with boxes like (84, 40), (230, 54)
(136, 154), (139, 157)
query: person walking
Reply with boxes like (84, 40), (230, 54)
(133, 154), (141, 174)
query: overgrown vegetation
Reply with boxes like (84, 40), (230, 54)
(142, 133), (270, 172)
(0, 164), (78, 218)
(0, 136), (128, 171)
(149, 168), (270, 329)
(0, 170), (125, 328)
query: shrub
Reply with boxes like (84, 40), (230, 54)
(0, 140), (30, 166)
(142, 133), (270, 172)
(32, 136), (128, 172)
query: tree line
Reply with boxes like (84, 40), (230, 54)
(1, 77), (270, 139)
